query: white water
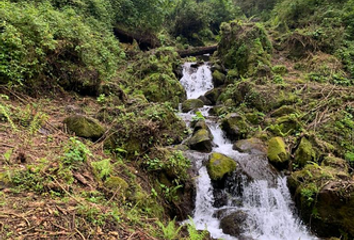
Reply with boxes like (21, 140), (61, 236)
(180, 62), (214, 99)
(179, 62), (316, 240)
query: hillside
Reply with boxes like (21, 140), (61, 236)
(1, 0), (354, 239)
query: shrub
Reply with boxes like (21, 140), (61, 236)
(0, 1), (123, 93)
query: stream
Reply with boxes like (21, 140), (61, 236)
(179, 62), (316, 240)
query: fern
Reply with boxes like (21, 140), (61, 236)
(186, 217), (208, 240)
(156, 218), (183, 240)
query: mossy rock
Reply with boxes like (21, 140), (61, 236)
(267, 137), (289, 170)
(198, 95), (213, 105)
(219, 211), (249, 238)
(105, 103), (187, 155)
(218, 21), (272, 77)
(141, 73), (186, 108)
(294, 137), (316, 168)
(187, 129), (212, 153)
(190, 120), (213, 139)
(207, 152), (237, 180)
(181, 99), (204, 113)
(321, 156), (349, 172)
(288, 165), (353, 238)
(64, 115), (105, 141)
(104, 176), (128, 193)
(212, 70), (226, 87)
(221, 113), (249, 141)
(204, 88), (222, 105)
(233, 138), (266, 154)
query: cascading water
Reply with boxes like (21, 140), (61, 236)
(179, 62), (317, 240)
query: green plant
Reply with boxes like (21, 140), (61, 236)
(97, 94), (107, 104)
(62, 137), (92, 167)
(156, 218), (183, 240)
(186, 217), (208, 240)
(192, 111), (205, 122)
(91, 158), (113, 179)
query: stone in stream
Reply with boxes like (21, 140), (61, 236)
(267, 137), (289, 170)
(64, 115), (105, 141)
(233, 137), (267, 154)
(206, 152), (237, 181)
(221, 113), (249, 140)
(219, 211), (255, 239)
(204, 88), (222, 105)
(181, 99), (204, 113)
(187, 129), (213, 153)
(198, 95), (213, 105)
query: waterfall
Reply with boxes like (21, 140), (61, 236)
(179, 62), (316, 240)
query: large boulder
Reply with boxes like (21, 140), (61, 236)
(288, 164), (354, 238)
(267, 137), (289, 170)
(219, 211), (252, 238)
(218, 21), (272, 77)
(233, 138), (267, 154)
(64, 115), (105, 141)
(221, 113), (249, 141)
(187, 129), (213, 153)
(294, 137), (316, 168)
(206, 152), (237, 180)
(182, 99), (204, 113)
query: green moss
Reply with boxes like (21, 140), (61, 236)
(105, 176), (128, 193)
(267, 137), (289, 169)
(322, 156), (349, 172)
(218, 21), (272, 78)
(64, 115), (105, 140)
(221, 113), (249, 140)
(181, 99), (204, 113)
(294, 138), (316, 168)
(272, 65), (288, 75)
(187, 129), (212, 152)
(212, 70), (226, 87)
(207, 153), (237, 180)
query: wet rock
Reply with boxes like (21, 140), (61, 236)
(267, 137), (289, 170)
(182, 99), (204, 113)
(187, 129), (212, 153)
(233, 138), (267, 154)
(294, 137), (316, 168)
(64, 115), (105, 141)
(288, 165), (354, 238)
(212, 70), (226, 87)
(221, 113), (249, 141)
(190, 119), (213, 139)
(213, 189), (228, 208)
(219, 211), (250, 238)
(198, 95), (213, 105)
(207, 152), (237, 180)
(204, 88), (222, 105)
(173, 65), (184, 80)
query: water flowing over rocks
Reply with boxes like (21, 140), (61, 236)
(178, 62), (316, 240)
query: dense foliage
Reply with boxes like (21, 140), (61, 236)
(0, 1), (123, 92)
